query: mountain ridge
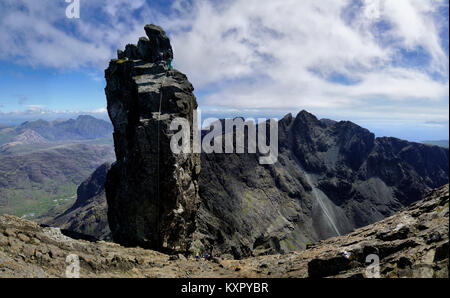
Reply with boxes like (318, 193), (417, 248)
(40, 109), (449, 258)
(193, 109), (449, 257)
(0, 115), (113, 147)
(16, 115), (113, 141)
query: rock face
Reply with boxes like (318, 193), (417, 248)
(305, 184), (449, 278)
(39, 163), (112, 241)
(64, 111), (448, 259)
(118, 24), (173, 62)
(0, 185), (447, 278)
(105, 25), (200, 253)
(194, 111), (449, 258)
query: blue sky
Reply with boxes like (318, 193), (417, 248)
(0, 0), (448, 141)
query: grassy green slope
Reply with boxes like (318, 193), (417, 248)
(0, 143), (115, 218)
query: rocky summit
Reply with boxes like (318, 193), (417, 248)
(0, 184), (447, 278)
(195, 111), (449, 258)
(105, 25), (200, 254)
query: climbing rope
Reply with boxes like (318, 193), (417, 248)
(156, 67), (167, 248)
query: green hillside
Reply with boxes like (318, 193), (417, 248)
(0, 143), (115, 218)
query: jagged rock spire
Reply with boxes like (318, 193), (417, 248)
(117, 24), (173, 62)
(105, 25), (199, 254)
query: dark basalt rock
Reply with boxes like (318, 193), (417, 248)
(308, 256), (352, 278)
(39, 163), (112, 241)
(117, 24), (173, 63)
(195, 110), (448, 258)
(105, 25), (200, 254)
(306, 184), (448, 278)
(69, 163), (110, 212)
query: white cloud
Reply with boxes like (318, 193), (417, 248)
(0, 0), (448, 127)
(0, 105), (107, 116)
(0, 0), (150, 69)
(91, 107), (107, 114)
(162, 0), (449, 114)
(23, 105), (48, 114)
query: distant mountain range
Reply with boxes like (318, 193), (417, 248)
(0, 129), (48, 153)
(422, 140), (449, 148)
(0, 115), (115, 218)
(0, 115), (113, 147)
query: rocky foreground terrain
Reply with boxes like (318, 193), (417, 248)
(0, 184), (447, 278)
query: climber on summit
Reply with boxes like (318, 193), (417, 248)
(167, 57), (173, 70)
(166, 48), (173, 70)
